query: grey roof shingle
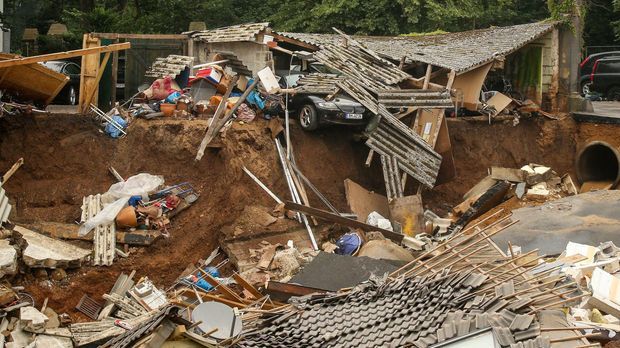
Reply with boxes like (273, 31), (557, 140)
(238, 273), (484, 348)
(145, 54), (194, 78)
(190, 22), (269, 43)
(279, 21), (557, 73)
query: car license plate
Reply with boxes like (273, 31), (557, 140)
(346, 113), (363, 120)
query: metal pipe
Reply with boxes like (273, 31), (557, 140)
(576, 140), (620, 188)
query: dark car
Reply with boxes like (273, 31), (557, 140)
(290, 93), (370, 131)
(579, 51), (620, 96)
(589, 57), (620, 100)
(41, 60), (81, 105)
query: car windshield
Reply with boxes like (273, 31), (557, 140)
(41, 61), (65, 73)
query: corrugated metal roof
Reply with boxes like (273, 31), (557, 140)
(190, 22), (269, 43)
(280, 21), (557, 73)
(0, 184), (11, 225)
(145, 55), (194, 78)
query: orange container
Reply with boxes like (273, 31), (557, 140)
(160, 103), (176, 117)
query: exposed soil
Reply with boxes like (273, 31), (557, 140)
(0, 115), (286, 320)
(1, 113), (619, 321)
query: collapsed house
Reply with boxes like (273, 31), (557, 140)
(185, 21), (580, 114)
(2, 16), (619, 347)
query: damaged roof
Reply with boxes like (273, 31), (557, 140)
(239, 272), (484, 347)
(280, 21), (558, 73)
(189, 22), (270, 43)
(145, 54), (194, 78)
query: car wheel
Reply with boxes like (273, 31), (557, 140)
(581, 82), (591, 96)
(299, 104), (319, 131)
(607, 86), (620, 101)
(67, 86), (77, 105)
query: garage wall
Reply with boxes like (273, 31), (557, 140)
(192, 41), (272, 76)
(530, 31), (555, 94)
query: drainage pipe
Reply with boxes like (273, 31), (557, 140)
(575, 140), (620, 189)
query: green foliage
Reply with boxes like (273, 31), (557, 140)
(613, 0), (620, 41)
(547, 0), (577, 20)
(401, 30), (449, 37)
(36, 33), (81, 52)
(585, 0), (619, 46)
(3, 0), (616, 55)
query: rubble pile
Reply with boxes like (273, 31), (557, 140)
(0, 20), (618, 348)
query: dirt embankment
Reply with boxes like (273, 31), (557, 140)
(0, 115), (286, 318)
(0, 113), (617, 319)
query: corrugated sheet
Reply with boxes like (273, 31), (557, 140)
(81, 194), (116, 266)
(336, 78), (442, 188)
(145, 54), (194, 78)
(280, 21), (557, 73)
(0, 184), (11, 225)
(378, 89), (454, 108)
(190, 22), (269, 43)
(212, 51), (252, 76)
(314, 44), (409, 91)
(295, 73), (341, 94)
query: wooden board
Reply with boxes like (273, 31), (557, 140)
(79, 34), (102, 112)
(452, 62), (493, 111)
(486, 92), (514, 116)
(0, 42), (129, 68)
(434, 117), (456, 185)
(463, 175), (498, 201)
(285, 201), (404, 243)
(344, 179), (390, 222)
(389, 195), (424, 237)
(0, 53), (68, 105)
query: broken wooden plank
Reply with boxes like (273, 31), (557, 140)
(463, 175), (499, 201)
(195, 75), (240, 161)
(344, 178), (389, 222)
(232, 274), (263, 300)
(1, 158), (23, 184)
(284, 201), (404, 243)
(265, 281), (328, 302)
(389, 195), (424, 237)
(0, 42), (130, 69)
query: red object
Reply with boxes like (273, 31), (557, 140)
(114, 319), (133, 330)
(194, 67), (222, 85)
(580, 56), (590, 69)
(591, 60), (600, 83)
(149, 76), (179, 100)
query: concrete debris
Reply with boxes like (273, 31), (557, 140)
(12, 226), (91, 268)
(20, 306), (48, 333)
(0, 239), (17, 277)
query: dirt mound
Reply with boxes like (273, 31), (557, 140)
(0, 115), (285, 318)
(1, 113), (618, 320)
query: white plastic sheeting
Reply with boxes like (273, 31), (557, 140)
(78, 173), (164, 236)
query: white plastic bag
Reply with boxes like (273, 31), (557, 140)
(78, 173), (164, 236)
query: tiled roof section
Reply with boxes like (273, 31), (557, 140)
(295, 74), (342, 95)
(239, 272), (485, 348)
(190, 22), (269, 43)
(280, 21), (558, 72)
(313, 43), (410, 91)
(145, 55), (194, 78)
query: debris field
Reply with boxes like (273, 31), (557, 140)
(0, 20), (619, 348)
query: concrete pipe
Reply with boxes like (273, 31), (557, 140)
(576, 141), (620, 189)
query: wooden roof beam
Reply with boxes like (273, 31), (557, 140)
(90, 33), (188, 40)
(0, 42), (131, 69)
